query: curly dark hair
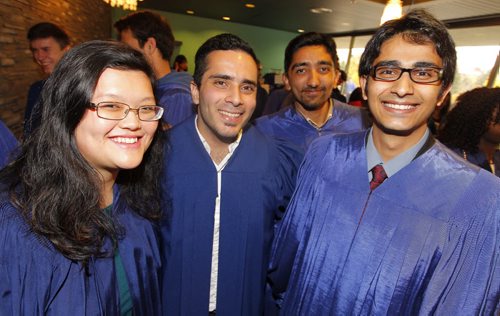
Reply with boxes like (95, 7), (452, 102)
(0, 40), (165, 265)
(439, 87), (500, 152)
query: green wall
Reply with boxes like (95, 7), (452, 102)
(112, 9), (297, 75)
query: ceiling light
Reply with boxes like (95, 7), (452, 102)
(245, 3), (256, 8)
(102, 0), (142, 11)
(380, 0), (402, 25)
(186, 10), (195, 15)
(297, 29), (305, 33)
(310, 7), (333, 14)
(222, 16), (231, 21)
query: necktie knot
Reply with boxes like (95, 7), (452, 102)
(370, 164), (387, 191)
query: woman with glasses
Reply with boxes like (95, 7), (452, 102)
(0, 41), (165, 314)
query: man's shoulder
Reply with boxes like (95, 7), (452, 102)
(158, 71), (193, 90)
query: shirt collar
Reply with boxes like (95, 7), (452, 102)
(366, 127), (430, 178)
(295, 98), (333, 129)
(194, 115), (242, 156)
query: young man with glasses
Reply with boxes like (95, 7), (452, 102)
(268, 9), (499, 314)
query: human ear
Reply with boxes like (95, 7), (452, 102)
(359, 76), (368, 100)
(190, 81), (200, 106)
(282, 73), (291, 91)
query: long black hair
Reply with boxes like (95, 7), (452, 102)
(439, 87), (500, 152)
(0, 40), (165, 264)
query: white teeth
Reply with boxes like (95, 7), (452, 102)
(220, 110), (241, 118)
(113, 137), (138, 144)
(384, 103), (414, 110)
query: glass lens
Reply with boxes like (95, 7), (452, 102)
(374, 66), (401, 80)
(97, 102), (128, 120)
(410, 68), (440, 82)
(139, 106), (163, 121)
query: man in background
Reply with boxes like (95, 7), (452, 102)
(115, 11), (193, 127)
(255, 32), (368, 152)
(173, 54), (188, 72)
(25, 22), (70, 136)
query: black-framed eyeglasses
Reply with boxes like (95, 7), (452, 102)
(370, 65), (443, 84)
(89, 102), (164, 121)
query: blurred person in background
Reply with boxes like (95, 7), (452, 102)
(25, 22), (70, 136)
(439, 87), (499, 176)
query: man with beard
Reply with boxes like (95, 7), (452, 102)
(161, 33), (301, 315)
(255, 32), (368, 152)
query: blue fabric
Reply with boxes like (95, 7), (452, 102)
(0, 187), (163, 315)
(0, 120), (18, 167)
(162, 117), (302, 315)
(24, 79), (45, 137)
(156, 71), (193, 127)
(450, 147), (500, 177)
(269, 131), (500, 315)
(255, 99), (369, 153)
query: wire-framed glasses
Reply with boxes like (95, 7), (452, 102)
(371, 65), (443, 84)
(89, 102), (164, 121)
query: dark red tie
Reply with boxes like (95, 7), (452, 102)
(370, 164), (387, 191)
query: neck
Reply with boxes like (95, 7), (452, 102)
(153, 57), (171, 79)
(295, 99), (331, 127)
(371, 125), (427, 162)
(100, 171), (117, 208)
(196, 118), (237, 164)
(479, 137), (499, 160)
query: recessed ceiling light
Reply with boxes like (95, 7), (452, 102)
(222, 16), (231, 21)
(186, 10), (194, 15)
(310, 7), (333, 14)
(297, 29), (305, 33)
(245, 3), (255, 8)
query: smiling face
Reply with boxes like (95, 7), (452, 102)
(30, 37), (68, 75)
(191, 49), (258, 148)
(74, 68), (158, 181)
(360, 34), (450, 146)
(284, 45), (338, 112)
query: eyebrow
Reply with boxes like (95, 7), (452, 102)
(208, 74), (257, 86)
(291, 60), (333, 70)
(375, 60), (441, 68)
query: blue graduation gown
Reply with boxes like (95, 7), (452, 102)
(156, 71), (193, 127)
(255, 99), (369, 152)
(269, 131), (500, 315)
(0, 120), (18, 167)
(162, 117), (301, 315)
(0, 187), (163, 315)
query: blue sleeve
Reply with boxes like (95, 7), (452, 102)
(420, 171), (500, 314)
(0, 120), (18, 167)
(267, 137), (329, 306)
(158, 89), (194, 127)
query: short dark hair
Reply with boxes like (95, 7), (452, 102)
(284, 32), (340, 73)
(114, 10), (175, 61)
(359, 9), (456, 90)
(439, 87), (500, 152)
(193, 33), (258, 87)
(27, 22), (70, 49)
(174, 54), (187, 64)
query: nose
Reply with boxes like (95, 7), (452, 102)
(391, 71), (414, 97)
(119, 108), (142, 130)
(224, 85), (243, 107)
(307, 70), (320, 87)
